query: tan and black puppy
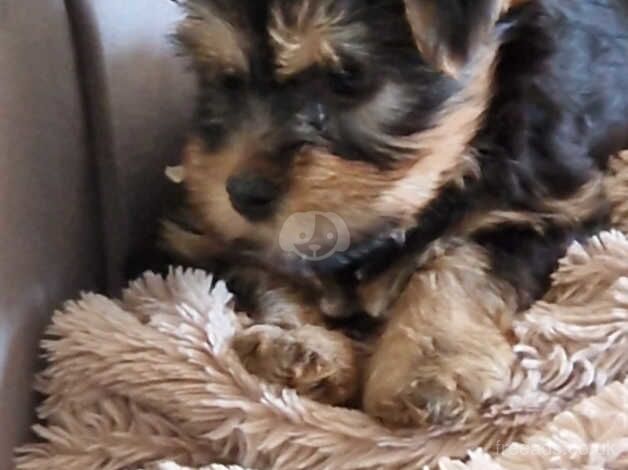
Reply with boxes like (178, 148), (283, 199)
(161, 0), (628, 427)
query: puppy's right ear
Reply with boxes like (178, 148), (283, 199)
(174, 0), (250, 74)
(403, 0), (507, 75)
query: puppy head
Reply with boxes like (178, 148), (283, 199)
(174, 0), (513, 270)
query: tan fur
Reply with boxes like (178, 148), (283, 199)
(605, 151), (628, 233)
(375, 44), (496, 228)
(364, 241), (518, 426)
(177, 3), (249, 74)
(540, 174), (607, 223)
(233, 324), (358, 405)
(281, 150), (401, 237)
(227, 267), (360, 407)
(356, 258), (418, 319)
(269, 0), (368, 79)
(184, 136), (391, 250)
(161, 220), (226, 261)
(183, 138), (255, 242)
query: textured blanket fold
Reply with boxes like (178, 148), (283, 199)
(15, 153), (628, 469)
(14, 226), (628, 468)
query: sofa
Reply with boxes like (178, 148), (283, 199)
(0, 1), (194, 467)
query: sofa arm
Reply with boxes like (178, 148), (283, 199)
(1, 0), (195, 467)
(0, 1), (105, 467)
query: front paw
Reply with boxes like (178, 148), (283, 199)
(232, 325), (358, 405)
(364, 352), (513, 427)
(365, 377), (470, 427)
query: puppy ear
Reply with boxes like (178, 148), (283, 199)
(174, 0), (250, 74)
(404, 0), (506, 75)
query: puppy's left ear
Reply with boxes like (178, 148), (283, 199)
(404, 0), (508, 75)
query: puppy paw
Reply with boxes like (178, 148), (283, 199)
(402, 368), (510, 426)
(365, 378), (468, 427)
(364, 351), (513, 427)
(232, 325), (358, 405)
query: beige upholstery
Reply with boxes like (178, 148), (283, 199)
(0, 1), (194, 467)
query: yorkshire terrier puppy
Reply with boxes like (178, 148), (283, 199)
(161, 0), (628, 427)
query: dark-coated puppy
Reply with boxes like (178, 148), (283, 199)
(162, 0), (628, 427)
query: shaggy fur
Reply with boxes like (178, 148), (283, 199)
(14, 226), (628, 468)
(154, 0), (628, 428)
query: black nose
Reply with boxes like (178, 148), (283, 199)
(226, 174), (280, 220)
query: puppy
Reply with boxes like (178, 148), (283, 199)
(162, 0), (628, 427)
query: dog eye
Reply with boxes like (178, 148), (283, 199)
(198, 117), (226, 148)
(221, 74), (245, 92)
(328, 62), (367, 97)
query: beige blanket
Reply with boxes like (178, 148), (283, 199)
(15, 154), (628, 470)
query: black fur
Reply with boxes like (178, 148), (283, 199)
(470, 0), (627, 303)
(318, 0), (628, 308)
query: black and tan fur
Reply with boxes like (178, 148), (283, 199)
(156, 0), (628, 427)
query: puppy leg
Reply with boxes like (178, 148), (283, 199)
(363, 241), (517, 426)
(232, 276), (359, 405)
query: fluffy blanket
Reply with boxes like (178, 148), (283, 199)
(14, 154), (628, 469)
